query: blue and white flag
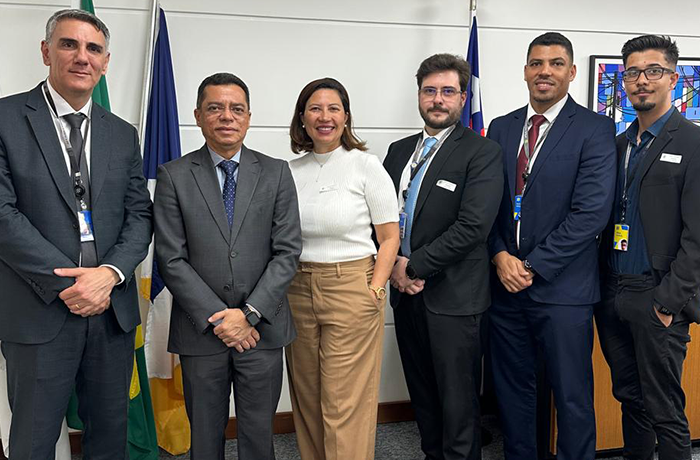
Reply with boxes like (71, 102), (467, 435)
(461, 16), (485, 136)
(140, 7), (182, 380)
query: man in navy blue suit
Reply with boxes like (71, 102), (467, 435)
(486, 32), (617, 460)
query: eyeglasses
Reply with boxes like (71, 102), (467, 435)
(419, 87), (463, 99)
(621, 67), (674, 82)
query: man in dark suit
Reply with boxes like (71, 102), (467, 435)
(0, 9), (152, 460)
(486, 32), (617, 460)
(383, 53), (503, 460)
(154, 73), (301, 460)
(596, 35), (700, 460)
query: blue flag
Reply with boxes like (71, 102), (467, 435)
(461, 16), (485, 136)
(141, 8), (181, 303)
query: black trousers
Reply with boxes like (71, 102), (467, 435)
(394, 293), (482, 460)
(180, 346), (283, 460)
(2, 310), (135, 460)
(595, 273), (692, 460)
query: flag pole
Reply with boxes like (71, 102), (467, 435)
(139, 0), (159, 154)
(469, 0), (476, 31)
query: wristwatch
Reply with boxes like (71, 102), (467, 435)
(655, 305), (673, 316)
(405, 262), (418, 280)
(523, 259), (535, 274)
(242, 304), (261, 327)
(369, 285), (387, 300)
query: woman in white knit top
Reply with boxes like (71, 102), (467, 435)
(285, 78), (400, 460)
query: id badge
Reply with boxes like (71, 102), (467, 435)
(399, 211), (407, 239)
(78, 210), (95, 242)
(613, 223), (629, 251)
(513, 195), (523, 221)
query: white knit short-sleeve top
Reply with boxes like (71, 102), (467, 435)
(289, 146), (399, 263)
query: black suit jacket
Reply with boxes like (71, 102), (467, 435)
(0, 84), (153, 344)
(601, 109), (700, 322)
(383, 123), (503, 315)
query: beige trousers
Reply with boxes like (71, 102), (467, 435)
(285, 256), (385, 460)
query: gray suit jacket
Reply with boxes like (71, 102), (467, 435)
(0, 83), (153, 344)
(154, 144), (301, 355)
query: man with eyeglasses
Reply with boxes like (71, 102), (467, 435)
(486, 32), (616, 460)
(383, 53), (503, 460)
(596, 35), (700, 460)
(154, 73), (301, 459)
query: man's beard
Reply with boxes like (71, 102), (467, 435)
(633, 101), (656, 112)
(420, 105), (461, 130)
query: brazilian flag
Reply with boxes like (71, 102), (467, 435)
(65, 2), (159, 458)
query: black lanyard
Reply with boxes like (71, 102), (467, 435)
(520, 117), (555, 191)
(620, 138), (654, 223)
(43, 83), (91, 209)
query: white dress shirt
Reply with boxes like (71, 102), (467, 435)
(516, 94), (569, 248)
(42, 79), (125, 283)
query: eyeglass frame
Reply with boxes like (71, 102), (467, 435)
(621, 66), (675, 82)
(418, 86), (465, 99)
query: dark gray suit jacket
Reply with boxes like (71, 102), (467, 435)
(154, 144), (301, 355)
(0, 83), (153, 344)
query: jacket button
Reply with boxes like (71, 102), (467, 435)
(72, 223), (79, 229)
(223, 285), (231, 292)
(230, 251), (237, 258)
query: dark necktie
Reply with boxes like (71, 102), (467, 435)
(515, 114), (547, 196)
(218, 160), (239, 227)
(64, 113), (98, 267)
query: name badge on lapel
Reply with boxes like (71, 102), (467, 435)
(660, 153), (682, 164)
(436, 179), (456, 192)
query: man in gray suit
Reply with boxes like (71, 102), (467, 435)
(154, 73), (301, 460)
(0, 9), (152, 460)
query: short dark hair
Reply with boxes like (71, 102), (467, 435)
(46, 9), (110, 49)
(621, 35), (679, 67)
(196, 73), (250, 109)
(527, 32), (574, 63)
(289, 77), (367, 154)
(416, 54), (471, 92)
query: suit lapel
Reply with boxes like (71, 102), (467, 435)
(638, 110), (679, 182)
(88, 104), (111, 204)
(388, 135), (420, 193)
(506, 107), (527, 206)
(230, 146), (260, 246)
(25, 85), (74, 213)
(523, 97), (576, 197)
(190, 146), (231, 244)
(414, 125), (464, 220)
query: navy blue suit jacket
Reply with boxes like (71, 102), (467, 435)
(487, 96), (617, 306)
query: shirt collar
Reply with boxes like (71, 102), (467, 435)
(422, 125), (452, 143)
(526, 94), (569, 124)
(626, 106), (675, 145)
(45, 79), (92, 119)
(208, 145), (241, 167)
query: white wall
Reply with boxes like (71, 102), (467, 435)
(2, 0), (699, 416)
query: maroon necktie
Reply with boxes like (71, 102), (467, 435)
(515, 114), (547, 196)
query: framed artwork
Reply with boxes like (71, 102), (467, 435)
(588, 55), (700, 134)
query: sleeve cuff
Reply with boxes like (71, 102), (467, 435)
(101, 264), (125, 285)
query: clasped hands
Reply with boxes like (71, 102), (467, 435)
(55, 266), (119, 317)
(209, 309), (260, 353)
(493, 251), (534, 293)
(390, 256), (425, 295)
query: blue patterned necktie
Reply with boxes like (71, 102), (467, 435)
(218, 160), (239, 227)
(401, 136), (438, 256)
